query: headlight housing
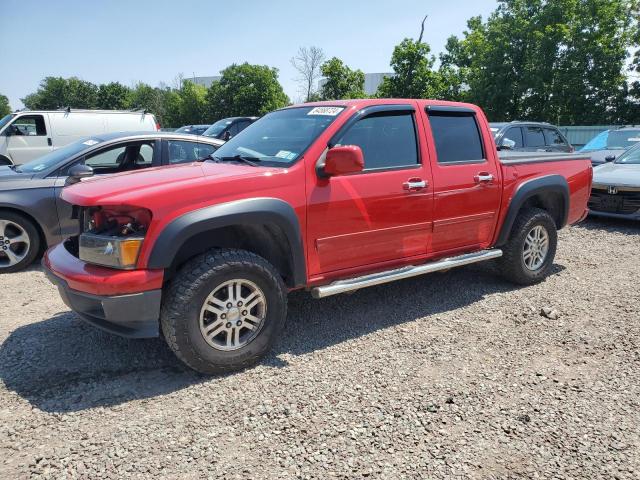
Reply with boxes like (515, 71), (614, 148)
(79, 206), (151, 269)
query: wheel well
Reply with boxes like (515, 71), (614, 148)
(0, 207), (47, 252)
(520, 192), (565, 228)
(167, 223), (297, 287)
(0, 155), (12, 166)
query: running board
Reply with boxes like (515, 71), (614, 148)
(311, 249), (503, 299)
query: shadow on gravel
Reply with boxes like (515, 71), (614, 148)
(574, 217), (640, 235)
(0, 263), (563, 413)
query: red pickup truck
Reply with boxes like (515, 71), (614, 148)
(43, 99), (592, 373)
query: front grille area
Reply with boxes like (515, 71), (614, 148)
(589, 188), (640, 215)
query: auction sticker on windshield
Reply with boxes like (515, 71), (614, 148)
(307, 107), (344, 116)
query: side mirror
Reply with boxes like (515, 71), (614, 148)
(324, 145), (364, 176)
(65, 164), (94, 186)
(499, 138), (516, 151)
(605, 155), (616, 162)
(222, 131), (231, 141)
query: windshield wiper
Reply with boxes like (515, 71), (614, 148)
(212, 155), (262, 167)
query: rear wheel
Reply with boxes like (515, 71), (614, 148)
(160, 248), (287, 374)
(498, 208), (557, 285)
(0, 212), (40, 273)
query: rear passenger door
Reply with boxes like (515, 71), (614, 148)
(423, 106), (502, 253)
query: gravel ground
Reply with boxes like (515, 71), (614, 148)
(0, 217), (638, 479)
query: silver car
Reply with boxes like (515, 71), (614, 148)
(588, 142), (640, 220)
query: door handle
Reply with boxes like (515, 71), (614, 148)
(474, 173), (494, 184)
(47, 138), (52, 146)
(403, 178), (427, 191)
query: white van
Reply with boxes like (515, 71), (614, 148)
(0, 109), (159, 165)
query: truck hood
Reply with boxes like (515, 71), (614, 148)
(593, 162), (640, 188)
(62, 161), (280, 206)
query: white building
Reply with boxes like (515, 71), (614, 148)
(185, 76), (221, 88)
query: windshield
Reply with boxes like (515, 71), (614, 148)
(0, 114), (15, 131)
(203, 119), (233, 137)
(581, 130), (640, 151)
(615, 143), (640, 164)
(211, 106), (345, 166)
(18, 138), (98, 173)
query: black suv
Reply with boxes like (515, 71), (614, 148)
(490, 122), (574, 153)
(202, 116), (258, 141)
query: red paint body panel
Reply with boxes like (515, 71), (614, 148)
(50, 99), (592, 294)
(44, 242), (164, 296)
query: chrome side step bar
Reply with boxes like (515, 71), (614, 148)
(311, 249), (503, 299)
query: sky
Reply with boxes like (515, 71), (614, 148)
(0, 0), (498, 109)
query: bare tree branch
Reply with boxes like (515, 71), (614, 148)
(291, 46), (326, 102)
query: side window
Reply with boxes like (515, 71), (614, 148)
(544, 128), (566, 146)
(11, 115), (47, 136)
(167, 140), (203, 164)
(86, 146), (127, 168)
(229, 123), (240, 136)
(503, 127), (523, 148)
(525, 127), (546, 147)
(337, 112), (418, 170)
(76, 142), (154, 173)
(428, 113), (484, 163)
(196, 143), (218, 160)
(236, 120), (251, 133)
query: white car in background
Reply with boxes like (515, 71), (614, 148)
(0, 109), (159, 165)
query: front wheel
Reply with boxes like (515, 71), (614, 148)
(160, 249), (287, 374)
(0, 212), (41, 273)
(498, 208), (558, 285)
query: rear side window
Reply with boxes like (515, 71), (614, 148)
(428, 112), (484, 163)
(525, 127), (546, 147)
(337, 111), (418, 170)
(503, 127), (523, 148)
(544, 128), (566, 146)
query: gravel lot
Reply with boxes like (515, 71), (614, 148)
(0, 218), (638, 479)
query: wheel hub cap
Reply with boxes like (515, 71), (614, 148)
(523, 225), (549, 271)
(199, 279), (267, 351)
(0, 219), (30, 268)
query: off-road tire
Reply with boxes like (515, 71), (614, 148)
(498, 208), (557, 285)
(160, 248), (287, 374)
(0, 211), (41, 273)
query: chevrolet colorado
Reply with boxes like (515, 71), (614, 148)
(43, 99), (593, 373)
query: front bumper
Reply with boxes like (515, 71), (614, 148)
(43, 242), (163, 338)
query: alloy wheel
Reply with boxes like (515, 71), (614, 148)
(522, 225), (549, 271)
(199, 279), (267, 351)
(0, 220), (30, 268)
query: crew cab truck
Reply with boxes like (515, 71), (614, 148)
(43, 99), (592, 374)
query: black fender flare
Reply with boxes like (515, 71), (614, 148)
(0, 155), (13, 166)
(147, 197), (306, 286)
(495, 174), (569, 247)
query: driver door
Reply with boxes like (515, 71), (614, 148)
(6, 114), (53, 164)
(53, 140), (159, 238)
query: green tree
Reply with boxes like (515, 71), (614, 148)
(21, 76), (98, 109)
(440, 0), (637, 124)
(0, 94), (11, 117)
(96, 82), (132, 109)
(377, 15), (449, 99)
(178, 80), (208, 125)
(206, 63), (289, 120)
(319, 57), (365, 100)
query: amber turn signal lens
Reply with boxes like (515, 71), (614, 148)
(119, 238), (144, 268)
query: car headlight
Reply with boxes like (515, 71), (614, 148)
(79, 206), (151, 269)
